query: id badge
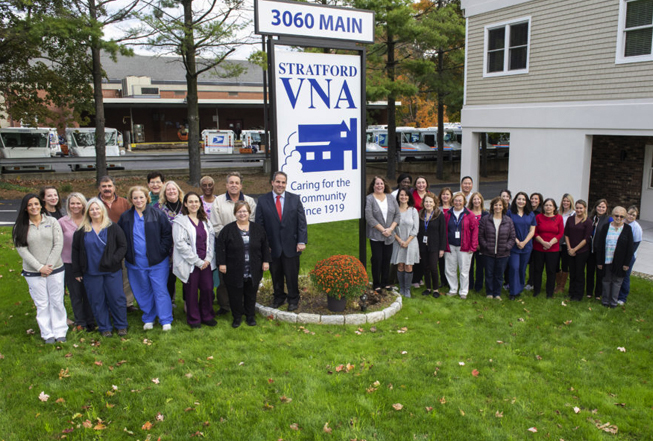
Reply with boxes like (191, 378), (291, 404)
(455, 231), (460, 239)
(423, 236), (428, 244)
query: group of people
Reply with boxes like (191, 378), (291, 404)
(13, 171), (308, 344)
(365, 175), (640, 308)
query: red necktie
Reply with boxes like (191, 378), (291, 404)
(276, 195), (282, 221)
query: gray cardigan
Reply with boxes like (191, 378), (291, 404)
(365, 193), (401, 245)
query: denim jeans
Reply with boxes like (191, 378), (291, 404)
(485, 256), (509, 297)
(618, 255), (636, 303)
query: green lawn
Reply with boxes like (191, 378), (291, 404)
(0, 223), (651, 440)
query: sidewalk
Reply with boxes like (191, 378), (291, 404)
(633, 219), (653, 278)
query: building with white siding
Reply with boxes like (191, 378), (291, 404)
(459, 0), (653, 220)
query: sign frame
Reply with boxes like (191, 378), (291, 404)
(267, 35), (368, 264)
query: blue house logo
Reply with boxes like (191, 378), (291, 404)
(294, 118), (357, 173)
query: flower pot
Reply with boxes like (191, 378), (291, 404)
(327, 295), (347, 312)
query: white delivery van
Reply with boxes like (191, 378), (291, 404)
(202, 129), (235, 154)
(66, 127), (122, 157)
(0, 127), (59, 172)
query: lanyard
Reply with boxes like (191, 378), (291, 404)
(424, 211), (433, 231)
(451, 211), (463, 232)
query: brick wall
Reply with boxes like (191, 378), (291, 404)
(588, 136), (653, 211)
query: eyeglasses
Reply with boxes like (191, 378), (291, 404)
(613, 215), (625, 219)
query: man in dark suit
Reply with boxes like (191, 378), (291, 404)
(255, 171), (308, 311)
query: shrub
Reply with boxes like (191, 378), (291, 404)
(310, 255), (368, 300)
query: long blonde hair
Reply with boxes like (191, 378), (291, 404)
(80, 198), (112, 232)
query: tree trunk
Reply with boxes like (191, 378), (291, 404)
(184, 0), (202, 186)
(436, 46), (444, 180)
(386, 30), (397, 180)
(89, 0), (107, 184)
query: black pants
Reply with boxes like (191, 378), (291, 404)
(226, 278), (258, 319)
(568, 251), (589, 300)
(167, 267), (177, 303)
(421, 245), (440, 291)
(533, 250), (559, 297)
(439, 258), (449, 288)
(557, 243), (570, 272)
(64, 263), (96, 328)
(370, 240), (393, 290)
(270, 254), (300, 305)
(469, 250), (484, 291)
(585, 252), (604, 298)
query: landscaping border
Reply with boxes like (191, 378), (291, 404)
(255, 294), (403, 325)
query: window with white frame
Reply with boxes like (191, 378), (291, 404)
(484, 18), (531, 77)
(617, 0), (653, 63)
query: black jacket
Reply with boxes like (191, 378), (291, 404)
(417, 210), (446, 256)
(216, 221), (271, 288)
(478, 214), (516, 258)
(118, 205), (172, 267)
(595, 222), (634, 277)
(71, 223), (127, 277)
(255, 191), (307, 258)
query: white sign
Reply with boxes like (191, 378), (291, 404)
(274, 49), (362, 225)
(256, 0), (374, 43)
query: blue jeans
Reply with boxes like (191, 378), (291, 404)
(485, 256), (509, 297)
(508, 250), (531, 296)
(618, 255), (636, 303)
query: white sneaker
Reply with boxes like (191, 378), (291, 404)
(162, 324), (172, 331)
(143, 322), (154, 330)
(617, 300), (625, 306)
(524, 284), (533, 291)
(460, 294), (467, 300)
(447, 291), (458, 297)
(486, 295), (493, 299)
(496, 296), (502, 301)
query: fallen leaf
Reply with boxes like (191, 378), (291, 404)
(518, 318), (525, 322)
(614, 403), (626, 407)
(564, 320), (572, 325)
(617, 347), (626, 352)
(26, 329), (35, 335)
(401, 351), (408, 355)
(62, 428), (74, 433)
(55, 397), (65, 403)
(561, 301), (567, 306)
(425, 406), (433, 412)
(373, 380), (380, 387)
(459, 409), (465, 416)
(459, 362), (465, 366)
(93, 423), (106, 430)
(151, 378), (160, 384)
(94, 361), (103, 366)
(573, 406), (580, 413)
(323, 422), (332, 433)
(335, 364), (344, 372)
(142, 421), (153, 430)
(38, 391), (49, 402)
(59, 368), (71, 379)
(268, 378), (274, 383)
(156, 412), (164, 421)
(528, 427), (537, 433)
(106, 403), (115, 409)
(536, 355), (543, 360)
(495, 411), (503, 418)
(207, 356), (214, 360)
(370, 326), (377, 332)
(289, 423), (299, 431)
(596, 421), (618, 434)
(496, 341), (504, 344)
(239, 362), (244, 366)
(280, 396), (292, 403)
(472, 369), (479, 377)
(185, 373), (193, 378)
(346, 363), (354, 372)
(263, 403), (274, 410)
(72, 413), (82, 419)
(440, 397), (446, 404)
(123, 428), (135, 435)
(392, 403), (403, 411)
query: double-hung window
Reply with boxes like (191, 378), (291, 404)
(483, 17), (531, 77)
(616, 0), (653, 63)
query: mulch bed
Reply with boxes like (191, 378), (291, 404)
(257, 276), (397, 315)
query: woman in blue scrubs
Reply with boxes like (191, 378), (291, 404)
(119, 186), (174, 331)
(507, 192), (537, 300)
